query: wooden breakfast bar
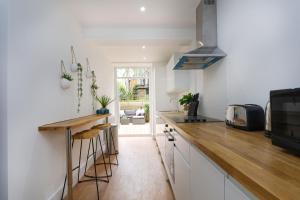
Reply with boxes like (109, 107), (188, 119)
(38, 114), (111, 200)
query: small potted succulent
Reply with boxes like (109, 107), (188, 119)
(96, 95), (113, 114)
(178, 92), (194, 115)
(60, 72), (73, 89)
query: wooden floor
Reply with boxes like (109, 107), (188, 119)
(71, 137), (174, 200)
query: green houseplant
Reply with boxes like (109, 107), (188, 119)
(61, 73), (73, 81)
(178, 92), (194, 113)
(96, 95), (113, 114)
(60, 60), (73, 90)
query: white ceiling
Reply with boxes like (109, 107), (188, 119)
(70, 0), (200, 62)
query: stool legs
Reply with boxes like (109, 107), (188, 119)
(77, 139), (83, 184)
(84, 136), (110, 181)
(61, 138), (103, 200)
(98, 135), (110, 181)
(96, 128), (119, 175)
(84, 139), (92, 175)
(105, 129), (113, 176)
(91, 138), (100, 200)
(110, 128), (119, 166)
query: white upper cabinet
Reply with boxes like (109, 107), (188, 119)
(166, 53), (190, 94)
(190, 145), (225, 200)
(225, 178), (252, 200)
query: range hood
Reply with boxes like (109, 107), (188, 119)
(174, 0), (226, 70)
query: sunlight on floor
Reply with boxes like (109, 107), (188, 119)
(118, 123), (151, 136)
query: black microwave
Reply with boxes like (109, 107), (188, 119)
(270, 88), (300, 154)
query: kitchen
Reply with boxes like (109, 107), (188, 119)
(1, 0), (300, 200)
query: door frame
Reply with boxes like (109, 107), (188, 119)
(113, 63), (155, 137)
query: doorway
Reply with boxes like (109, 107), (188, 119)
(114, 64), (154, 137)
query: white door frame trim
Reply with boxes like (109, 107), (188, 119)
(113, 63), (155, 137)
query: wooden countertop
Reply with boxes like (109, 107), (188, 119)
(38, 114), (111, 131)
(159, 112), (300, 200)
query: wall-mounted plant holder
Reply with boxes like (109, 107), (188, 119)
(70, 46), (79, 72)
(91, 71), (98, 110)
(86, 58), (93, 79)
(70, 45), (84, 112)
(60, 60), (73, 89)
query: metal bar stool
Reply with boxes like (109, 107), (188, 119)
(91, 123), (119, 177)
(83, 126), (110, 181)
(61, 128), (104, 200)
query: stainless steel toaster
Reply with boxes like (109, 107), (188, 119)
(225, 104), (265, 131)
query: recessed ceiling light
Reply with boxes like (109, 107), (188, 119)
(142, 45), (146, 49)
(140, 6), (146, 12)
(143, 56), (147, 60)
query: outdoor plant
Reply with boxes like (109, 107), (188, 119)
(96, 95), (113, 108)
(118, 83), (133, 101)
(144, 103), (150, 122)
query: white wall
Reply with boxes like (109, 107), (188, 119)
(7, 1), (113, 199)
(199, 0), (300, 119)
(0, 0), (8, 199)
(154, 62), (179, 111)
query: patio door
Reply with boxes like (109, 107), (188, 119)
(114, 64), (153, 137)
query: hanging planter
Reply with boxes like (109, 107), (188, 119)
(90, 71), (98, 110)
(70, 45), (84, 112)
(60, 60), (73, 89)
(85, 58), (93, 79)
(77, 63), (83, 113)
(70, 46), (81, 72)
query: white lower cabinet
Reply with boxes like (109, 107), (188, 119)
(157, 129), (255, 200)
(174, 146), (190, 200)
(190, 146), (225, 200)
(225, 178), (252, 200)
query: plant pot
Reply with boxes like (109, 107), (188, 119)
(183, 110), (188, 116)
(60, 78), (71, 89)
(70, 63), (78, 72)
(86, 71), (93, 79)
(96, 108), (109, 115)
(183, 104), (190, 116)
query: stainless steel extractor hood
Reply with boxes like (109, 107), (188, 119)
(174, 0), (226, 70)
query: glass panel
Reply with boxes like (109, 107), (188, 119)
(117, 67), (149, 78)
(272, 93), (300, 140)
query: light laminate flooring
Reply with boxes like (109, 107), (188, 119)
(70, 137), (174, 200)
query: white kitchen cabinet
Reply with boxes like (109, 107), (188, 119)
(166, 53), (190, 94)
(190, 146), (225, 200)
(225, 178), (252, 200)
(174, 146), (190, 200)
(155, 115), (166, 161)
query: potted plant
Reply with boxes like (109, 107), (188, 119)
(178, 92), (194, 115)
(60, 60), (73, 89)
(144, 103), (150, 122)
(96, 95), (113, 114)
(61, 72), (73, 89)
